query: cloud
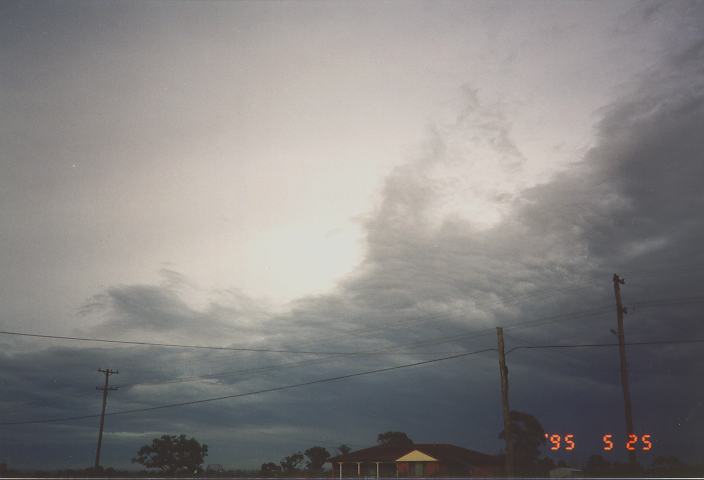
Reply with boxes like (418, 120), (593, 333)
(77, 270), (272, 346)
(3, 5), (704, 470)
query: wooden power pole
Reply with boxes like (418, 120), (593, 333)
(496, 327), (514, 477)
(94, 368), (118, 470)
(612, 274), (637, 469)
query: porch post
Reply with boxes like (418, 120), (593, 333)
(375, 462), (380, 480)
(357, 462), (361, 477)
(339, 462), (343, 480)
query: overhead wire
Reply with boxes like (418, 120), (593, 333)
(503, 332), (577, 364)
(0, 278), (623, 364)
(0, 301), (615, 394)
(5, 337), (701, 426)
(0, 347), (498, 426)
(140, 296), (658, 389)
(291, 282), (602, 349)
(2, 296), (699, 391)
(0, 330), (356, 356)
(262, 258), (700, 352)
(629, 296), (704, 308)
(505, 338), (704, 355)
(122, 304), (615, 388)
(0, 285), (599, 358)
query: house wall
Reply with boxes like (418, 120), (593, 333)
(397, 461), (443, 476)
(331, 459), (499, 477)
(332, 462), (396, 478)
(334, 462), (361, 477)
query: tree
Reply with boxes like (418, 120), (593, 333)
(304, 446), (331, 472)
(280, 452), (304, 473)
(651, 456), (687, 475)
(377, 431), (414, 447)
(132, 434), (208, 474)
(498, 411), (546, 473)
(585, 454), (612, 475)
(303, 447), (330, 472)
(261, 462), (282, 474)
(336, 444), (351, 456)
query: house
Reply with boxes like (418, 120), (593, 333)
(328, 444), (502, 478)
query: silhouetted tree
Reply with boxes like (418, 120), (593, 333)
(280, 452), (304, 473)
(304, 446), (331, 472)
(585, 454), (612, 475)
(132, 434), (208, 474)
(611, 460), (639, 475)
(498, 411), (546, 473)
(261, 462), (282, 474)
(538, 457), (557, 472)
(651, 455), (687, 475)
(377, 431), (414, 447)
(336, 444), (351, 456)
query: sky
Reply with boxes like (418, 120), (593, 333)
(1, 0), (703, 472)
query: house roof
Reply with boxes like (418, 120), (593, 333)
(328, 444), (500, 466)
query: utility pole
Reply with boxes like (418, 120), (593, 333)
(613, 274), (636, 469)
(94, 368), (118, 470)
(496, 327), (514, 477)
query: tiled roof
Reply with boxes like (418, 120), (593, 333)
(328, 444), (500, 466)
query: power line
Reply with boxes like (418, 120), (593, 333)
(4, 337), (701, 426)
(0, 285), (608, 359)
(119, 305), (615, 389)
(0, 304), (617, 392)
(0, 330), (357, 356)
(502, 332), (657, 376)
(293, 283), (602, 349)
(121, 305), (616, 388)
(3, 296), (696, 358)
(0, 307), (596, 357)
(503, 332), (576, 363)
(357, 305), (614, 354)
(617, 265), (704, 278)
(119, 346), (477, 389)
(630, 296), (704, 308)
(2, 296), (698, 392)
(296, 295), (704, 352)
(505, 338), (704, 355)
(0, 347), (498, 426)
(1, 298), (679, 394)
(0, 304), (617, 397)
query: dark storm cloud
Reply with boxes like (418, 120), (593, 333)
(77, 269), (272, 345)
(0, 340), (367, 468)
(480, 26), (704, 461)
(3, 4), (704, 471)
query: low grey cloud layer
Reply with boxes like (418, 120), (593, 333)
(1, 0), (703, 472)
